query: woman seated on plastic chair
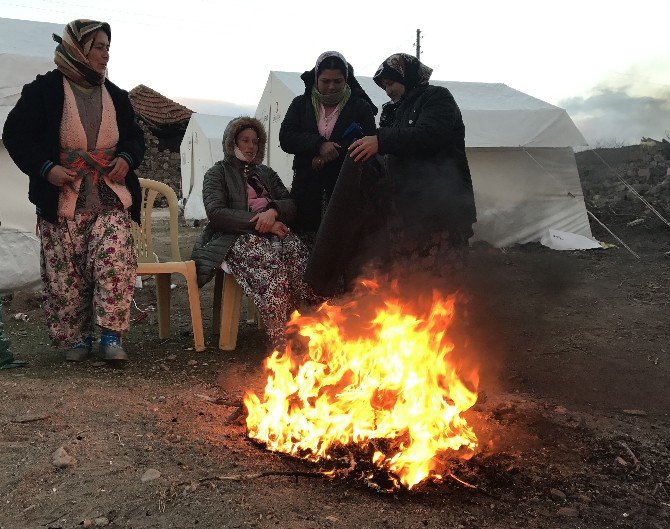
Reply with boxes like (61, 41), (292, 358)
(192, 117), (316, 350)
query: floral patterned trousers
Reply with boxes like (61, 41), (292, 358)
(225, 233), (317, 350)
(39, 210), (136, 347)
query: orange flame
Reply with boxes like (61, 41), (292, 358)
(244, 280), (478, 490)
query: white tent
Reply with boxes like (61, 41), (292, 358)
(180, 113), (233, 221)
(255, 71), (592, 247)
(1, 18), (63, 293)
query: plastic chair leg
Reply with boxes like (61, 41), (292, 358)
(219, 273), (243, 350)
(245, 295), (257, 325)
(155, 274), (171, 339)
(184, 262), (205, 352)
(212, 269), (223, 334)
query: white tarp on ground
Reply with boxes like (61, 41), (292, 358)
(1, 18), (63, 293)
(180, 113), (233, 220)
(253, 71), (592, 247)
(540, 229), (601, 251)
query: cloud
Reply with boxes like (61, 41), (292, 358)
(560, 58), (670, 146)
(174, 97), (255, 118)
(561, 87), (670, 147)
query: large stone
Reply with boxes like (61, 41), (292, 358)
(550, 488), (566, 501)
(52, 447), (77, 468)
(557, 507), (579, 518)
(141, 468), (161, 482)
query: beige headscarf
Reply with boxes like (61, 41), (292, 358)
(53, 19), (111, 88)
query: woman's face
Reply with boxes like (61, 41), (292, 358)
(87, 31), (110, 74)
(236, 128), (259, 160)
(381, 79), (405, 102)
(317, 69), (345, 95)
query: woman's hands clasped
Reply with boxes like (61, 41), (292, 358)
(250, 208), (278, 233)
(269, 221), (289, 238)
(312, 141), (341, 171)
(46, 157), (130, 189)
(250, 208), (290, 239)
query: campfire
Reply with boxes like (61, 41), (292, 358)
(244, 278), (479, 491)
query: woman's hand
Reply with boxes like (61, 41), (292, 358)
(349, 135), (379, 162)
(311, 155), (325, 171)
(46, 165), (77, 188)
(269, 221), (290, 239)
(108, 157), (130, 183)
(250, 208), (278, 233)
(319, 141), (341, 162)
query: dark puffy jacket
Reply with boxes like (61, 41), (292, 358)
(379, 84), (477, 237)
(279, 67), (377, 232)
(2, 69), (145, 224)
(191, 117), (296, 287)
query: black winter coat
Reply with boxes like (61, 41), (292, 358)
(379, 84), (476, 237)
(2, 70), (145, 224)
(191, 157), (296, 287)
(279, 70), (377, 232)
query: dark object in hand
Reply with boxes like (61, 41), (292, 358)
(342, 122), (365, 145)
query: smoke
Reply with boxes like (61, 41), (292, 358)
(560, 58), (670, 146)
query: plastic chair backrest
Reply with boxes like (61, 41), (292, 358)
(132, 178), (181, 263)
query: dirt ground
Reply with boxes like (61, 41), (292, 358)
(1, 213), (668, 529)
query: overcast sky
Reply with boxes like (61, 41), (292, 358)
(2, 0), (669, 145)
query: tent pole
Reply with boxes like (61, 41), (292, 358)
(267, 105), (272, 166)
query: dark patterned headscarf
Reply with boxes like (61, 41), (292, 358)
(53, 19), (111, 88)
(373, 53), (433, 91)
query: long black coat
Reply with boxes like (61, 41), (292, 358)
(304, 85), (476, 295)
(279, 70), (377, 232)
(2, 70), (145, 224)
(379, 84), (476, 237)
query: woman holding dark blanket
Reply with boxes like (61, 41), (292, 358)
(279, 51), (377, 246)
(348, 53), (477, 282)
(2, 20), (144, 362)
(192, 117), (317, 350)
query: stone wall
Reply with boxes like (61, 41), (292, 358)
(134, 121), (182, 206)
(576, 140), (670, 225)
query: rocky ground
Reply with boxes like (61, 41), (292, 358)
(1, 205), (669, 528)
(577, 140), (670, 230)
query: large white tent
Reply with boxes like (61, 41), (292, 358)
(180, 113), (233, 220)
(1, 18), (63, 293)
(255, 71), (591, 247)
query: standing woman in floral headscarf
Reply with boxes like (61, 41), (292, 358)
(348, 53), (477, 284)
(3, 20), (145, 362)
(279, 51), (377, 247)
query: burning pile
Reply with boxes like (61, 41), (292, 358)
(244, 279), (479, 490)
